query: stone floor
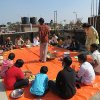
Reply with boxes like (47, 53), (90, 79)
(0, 79), (8, 100)
(90, 92), (100, 100)
(0, 78), (100, 100)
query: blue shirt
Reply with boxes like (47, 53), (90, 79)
(30, 73), (48, 96)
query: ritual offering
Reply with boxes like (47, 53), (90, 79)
(26, 45), (31, 48)
(63, 51), (70, 57)
(29, 74), (35, 82)
(23, 70), (35, 82)
(47, 51), (57, 60)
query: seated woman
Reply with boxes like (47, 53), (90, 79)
(90, 43), (100, 74)
(68, 36), (80, 51)
(0, 53), (15, 78)
(4, 59), (29, 90)
(49, 56), (76, 99)
(76, 53), (95, 85)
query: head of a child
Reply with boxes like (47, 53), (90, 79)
(40, 66), (48, 74)
(78, 53), (87, 64)
(72, 36), (76, 42)
(14, 59), (24, 68)
(62, 56), (72, 68)
(35, 36), (39, 40)
(53, 34), (56, 37)
(8, 53), (15, 60)
(26, 37), (29, 40)
(17, 35), (22, 40)
(67, 36), (71, 40)
(6, 37), (11, 41)
(90, 43), (98, 53)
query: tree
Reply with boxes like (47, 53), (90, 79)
(75, 18), (83, 27)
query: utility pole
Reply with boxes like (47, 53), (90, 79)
(73, 12), (77, 24)
(98, 0), (100, 15)
(54, 11), (57, 31)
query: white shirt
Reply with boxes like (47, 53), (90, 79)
(92, 50), (100, 73)
(78, 62), (95, 84)
(33, 38), (39, 46)
(50, 36), (58, 44)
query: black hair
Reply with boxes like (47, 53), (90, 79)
(90, 43), (98, 50)
(78, 53), (87, 62)
(82, 23), (91, 28)
(72, 36), (76, 39)
(67, 36), (71, 39)
(14, 59), (24, 68)
(63, 56), (72, 67)
(26, 37), (29, 39)
(38, 18), (44, 24)
(17, 35), (21, 38)
(8, 53), (15, 60)
(40, 66), (48, 74)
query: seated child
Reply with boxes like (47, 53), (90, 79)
(77, 53), (95, 85)
(4, 59), (29, 90)
(50, 34), (58, 46)
(57, 38), (63, 47)
(62, 36), (72, 49)
(68, 36), (80, 51)
(30, 66), (48, 96)
(15, 35), (24, 48)
(33, 36), (40, 46)
(25, 37), (32, 47)
(0, 53), (15, 78)
(48, 56), (76, 99)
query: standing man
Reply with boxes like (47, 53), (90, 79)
(38, 18), (50, 62)
(82, 23), (99, 50)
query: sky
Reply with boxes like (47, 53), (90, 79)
(0, 0), (99, 24)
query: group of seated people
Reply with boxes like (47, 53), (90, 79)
(1, 33), (80, 52)
(49, 34), (80, 51)
(0, 42), (100, 99)
(1, 35), (40, 51)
